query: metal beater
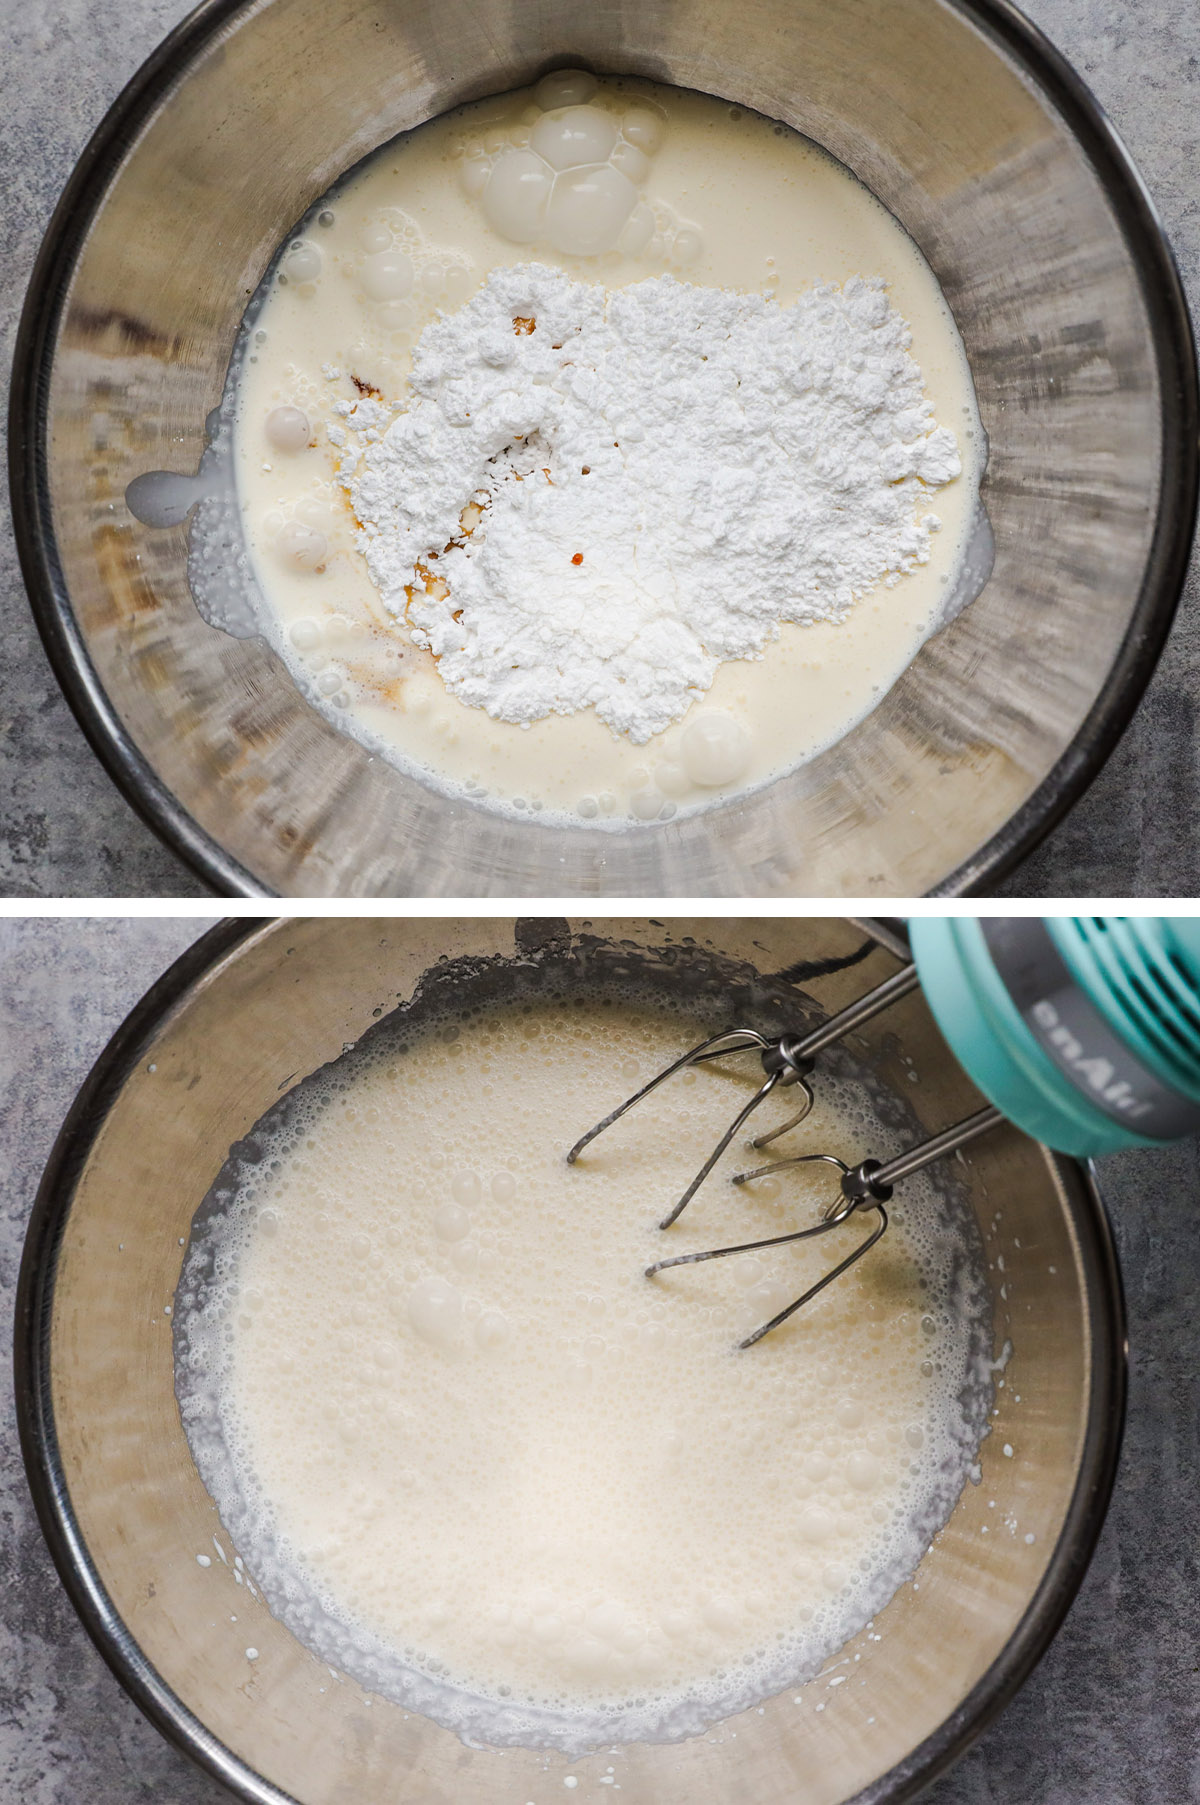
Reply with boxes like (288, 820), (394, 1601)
(565, 960), (1004, 1348)
(569, 916), (1200, 1345)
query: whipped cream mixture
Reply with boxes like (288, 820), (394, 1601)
(228, 74), (986, 826)
(177, 982), (992, 1752)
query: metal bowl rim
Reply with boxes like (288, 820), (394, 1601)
(14, 917), (1128, 1804)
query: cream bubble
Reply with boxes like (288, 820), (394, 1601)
(610, 140), (650, 185)
(745, 1172), (781, 1201)
(450, 1240), (479, 1274)
(531, 105), (618, 172)
(406, 1275), (463, 1349)
(460, 155), (490, 200)
(288, 617), (322, 651)
(276, 521), (327, 570)
(621, 106), (663, 152)
(491, 1172), (516, 1203)
(652, 759), (689, 798)
(475, 1309), (512, 1352)
(435, 1202), (472, 1242)
(680, 711), (753, 786)
(359, 249), (414, 302)
(480, 148), (553, 244)
(798, 1504), (837, 1545)
(451, 1169), (481, 1206)
(535, 69), (599, 111)
(586, 1600), (626, 1643)
(545, 164), (638, 257)
(702, 1597), (740, 1633)
(747, 1279), (793, 1323)
(846, 1451), (881, 1491)
(284, 242), (322, 283)
(265, 406), (311, 453)
(360, 221), (393, 253)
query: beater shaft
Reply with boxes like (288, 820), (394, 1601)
(748, 964), (921, 1153)
(787, 963), (920, 1061)
(841, 1104), (1006, 1201)
(740, 1103), (1006, 1199)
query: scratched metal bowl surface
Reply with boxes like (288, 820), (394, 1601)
(9, 0), (1197, 895)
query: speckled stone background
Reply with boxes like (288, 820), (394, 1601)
(3, 915), (1200, 1803)
(1, 0), (1198, 897)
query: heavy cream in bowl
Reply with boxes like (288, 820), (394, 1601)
(170, 72), (988, 830)
(175, 960), (994, 1753)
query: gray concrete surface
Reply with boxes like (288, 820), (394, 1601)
(1, 3), (211, 898)
(2, 915), (1200, 1802)
(0, 0), (1197, 897)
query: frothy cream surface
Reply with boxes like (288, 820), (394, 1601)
(177, 994), (991, 1751)
(230, 76), (985, 827)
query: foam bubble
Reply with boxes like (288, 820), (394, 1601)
(265, 406), (311, 453)
(284, 242), (323, 283)
(359, 250), (415, 302)
(680, 711), (752, 786)
(535, 70), (599, 112)
(621, 107), (664, 153)
(480, 149), (553, 244)
(532, 106), (619, 172)
(276, 521), (327, 570)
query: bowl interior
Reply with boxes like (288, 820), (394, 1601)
(21, 917), (1123, 1804)
(19, 0), (1195, 895)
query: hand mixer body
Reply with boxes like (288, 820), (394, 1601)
(910, 918), (1200, 1157)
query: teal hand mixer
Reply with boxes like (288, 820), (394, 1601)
(567, 917), (1200, 1346)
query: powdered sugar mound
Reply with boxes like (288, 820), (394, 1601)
(343, 266), (961, 742)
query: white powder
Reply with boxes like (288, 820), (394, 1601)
(342, 265), (961, 743)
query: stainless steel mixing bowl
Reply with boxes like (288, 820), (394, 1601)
(9, 0), (1199, 897)
(16, 916), (1124, 1804)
